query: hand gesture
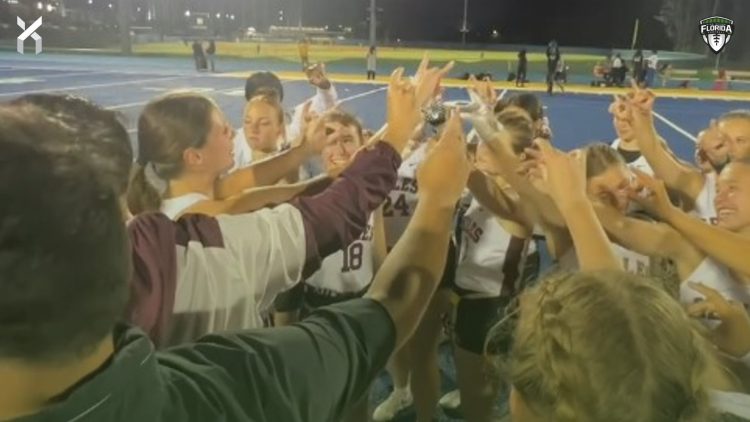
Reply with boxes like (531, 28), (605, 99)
(628, 169), (675, 219)
(413, 54), (455, 108)
(417, 111), (471, 208)
(305, 62), (331, 90)
(523, 141), (588, 208)
(295, 102), (327, 156)
(686, 282), (750, 358)
(384, 68), (420, 154)
(468, 74), (498, 110)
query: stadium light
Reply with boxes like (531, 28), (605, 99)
(230, 14), (235, 20)
(107, 3), (112, 8)
(184, 10), (191, 17)
(45, 3), (52, 11)
(216, 13), (221, 19)
(36, 1), (42, 10)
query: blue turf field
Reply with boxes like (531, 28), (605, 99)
(2, 51), (750, 421)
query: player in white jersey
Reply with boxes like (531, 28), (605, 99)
(127, 92), (330, 220)
(610, 92), (729, 225)
(449, 194), (539, 422)
(274, 110), (386, 323)
(230, 66), (338, 177)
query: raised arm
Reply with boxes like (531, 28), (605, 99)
(616, 86), (705, 200)
(631, 170), (750, 279)
(527, 143), (620, 271)
(188, 175), (333, 217)
(367, 110), (471, 349)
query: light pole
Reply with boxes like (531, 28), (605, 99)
(369, 0), (376, 47)
(461, 0), (469, 45)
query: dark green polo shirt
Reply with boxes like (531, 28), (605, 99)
(13, 298), (395, 422)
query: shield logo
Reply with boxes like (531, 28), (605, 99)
(700, 16), (734, 54)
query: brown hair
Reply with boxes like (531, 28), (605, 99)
(322, 109), (365, 144)
(127, 91), (218, 215)
(584, 142), (626, 179)
(498, 271), (728, 422)
(494, 106), (535, 154)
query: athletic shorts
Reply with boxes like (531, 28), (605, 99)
(454, 295), (515, 355)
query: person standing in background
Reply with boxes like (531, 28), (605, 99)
(545, 40), (560, 95)
(611, 53), (624, 86)
(645, 50), (659, 88)
(298, 38), (311, 69)
(367, 46), (378, 80)
(191, 40), (206, 71)
(206, 40), (216, 73)
(516, 49), (528, 87)
(632, 49), (645, 86)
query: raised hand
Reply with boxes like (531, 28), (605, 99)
(523, 141), (588, 207)
(413, 54), (454, 109)
(305, 62), (331, 90)
(383, 68), (420, 154)
(417, 110), (471, 208)
(468, 74), (498, 109)
(628, 169), (675, 219)
(686, 282), (750, 358)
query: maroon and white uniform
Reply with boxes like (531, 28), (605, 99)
(128, 142), (401, 348)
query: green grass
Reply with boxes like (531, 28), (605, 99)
(134, 41), (604, 64)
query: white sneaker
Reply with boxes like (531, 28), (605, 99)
(372, 389), (413, 421)
(438, 389), (461, 410)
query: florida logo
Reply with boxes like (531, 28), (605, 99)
(700, 16), (734, 54)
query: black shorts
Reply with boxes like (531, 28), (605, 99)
(454, 295), (515, 355)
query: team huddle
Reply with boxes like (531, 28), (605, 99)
(1, 56), (750, 422)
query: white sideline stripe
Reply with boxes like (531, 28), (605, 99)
(653, 111), (698, 143)
(0, 75), (189, 98)
(337, 86), (387, 104)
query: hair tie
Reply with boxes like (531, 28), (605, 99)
(143, 162), (168, 196)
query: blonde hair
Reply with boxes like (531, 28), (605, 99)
(503, 271), (727, 422)
(584, 142), (626, 179)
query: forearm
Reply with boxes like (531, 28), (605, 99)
(559, 198), (620, 271)
(292, 142), (401, 278)
(224, 175), (332, 214)
(667, 208), (750, 277)
(468, 171), (517, 220)
(216, 145), (309, 199)
(365, 199), (454, 349)
(638, 128), (701, 195)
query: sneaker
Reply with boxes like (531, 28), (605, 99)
(373, 389), (413, 421)
(438, 389), (461, 410)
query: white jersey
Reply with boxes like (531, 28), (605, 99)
(455, 198), (535, 297)
(306, 214), (376, 294)
(559, 243), (651, 275)
(680, 257), (750, 307)
(384, 143), (427, 248)
(610, 139), (654, 176)
(161, 193), (210, 220)
(691, 172), (718, 225)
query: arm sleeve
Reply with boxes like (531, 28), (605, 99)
(291, 142), (401, 278)
(160, 299), (396, 422)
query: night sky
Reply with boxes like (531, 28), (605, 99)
(299, 0), (670, 49)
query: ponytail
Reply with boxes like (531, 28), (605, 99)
(127, 164), (163, 215)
